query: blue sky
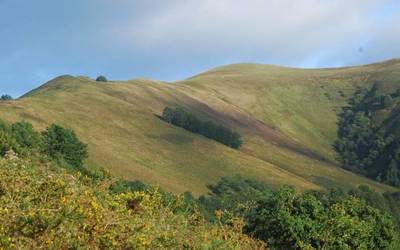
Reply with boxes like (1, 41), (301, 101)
(0, 0), (400, 97)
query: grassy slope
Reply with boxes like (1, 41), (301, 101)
(1, 61), (399, 194)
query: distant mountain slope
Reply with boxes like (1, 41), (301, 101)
(1, 60), (399, 194)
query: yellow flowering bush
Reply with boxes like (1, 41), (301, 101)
(0, 158), (265, 249)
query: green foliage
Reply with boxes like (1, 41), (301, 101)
(0, 130), (22, 156)
(348, 185), (400, 230)
(10, 121), (41, 148)
(109, 180), (150, 194)
(162, 106), (242, 149)
(0, 94), (12, 101)
(198, 175), (271, 221)
(199, 176), (400, 249)
(95, 75), (108, 82)
(0, 158), (264, 249)
(335, 86), (400, 186)
(0, 120), (88, 172)
(246, 187), (397, 249)
(41, 124), (88, 169)
(0, 120), (9, 132)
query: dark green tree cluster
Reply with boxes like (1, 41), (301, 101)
(246, 187), (396, 249)
(41, 124), (88, 169)
(0, 120), (87, 170)
(197, 176), (400, 249)
(0, 94), (13, 101)
(335, 86), (400, 186)
(348, 185), (400, 230)
(198, 175), (272, 221)
(95, 75), (108, 82)
(162, 107), (242, 149)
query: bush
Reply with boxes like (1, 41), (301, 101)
(0, 158), (265, 249)
(109, 180), (150, 194)
(0, 130), (22, 156)
(198, 175), (272, 221)
(10, 121), (41, 148)
(41, 124), (88, 169)
(0, 94), (13, 101)
(96, 75), (108, 82)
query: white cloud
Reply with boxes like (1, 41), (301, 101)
(114, 0), (399, 66)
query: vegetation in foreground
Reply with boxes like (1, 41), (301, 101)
(195, 176), (400, 250)
(0, 120), (263, 249)
(1, 119), (400, 249)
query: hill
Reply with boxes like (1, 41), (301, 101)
(1, 60), (400, 194)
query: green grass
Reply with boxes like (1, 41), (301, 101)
(1, 60), (400, 194)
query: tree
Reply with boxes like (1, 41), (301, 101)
(10, 121), (41, 148)
(96, 75), (108, 82)
(201, 121), (217, 139)
(245, 187), (397, 249)
(162, 107), (175, 123)
(41, 124), (88, 169)
(0, 94), (13, 101)
(230, 131), (243, 149)
(385, 160), (400, 186)
(161, 106), (242, 149)
(198, 175), (271, 221)
(245, 187), (325, 249)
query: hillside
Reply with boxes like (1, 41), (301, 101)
(1, 60), (400, 194)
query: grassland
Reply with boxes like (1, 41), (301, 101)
(1, 60), (399, 194)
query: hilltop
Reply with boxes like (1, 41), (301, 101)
(1, 60), (400, 194)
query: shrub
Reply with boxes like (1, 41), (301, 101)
(198, 175), (271, 221)
(0, 158), (265, 249)
(109, 180), (150, 194)
(0, 130), (22, 156)
(0, 94), (12, 101)
(96, 75), (108, 82)
(10, 121), (41, 148)
(41, 124), (88, 169)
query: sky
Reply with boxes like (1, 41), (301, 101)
(0, 0), (400, 97)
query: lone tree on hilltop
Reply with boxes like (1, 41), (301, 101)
(0, 94), (13, 101)
(96, 75), (108, 82)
